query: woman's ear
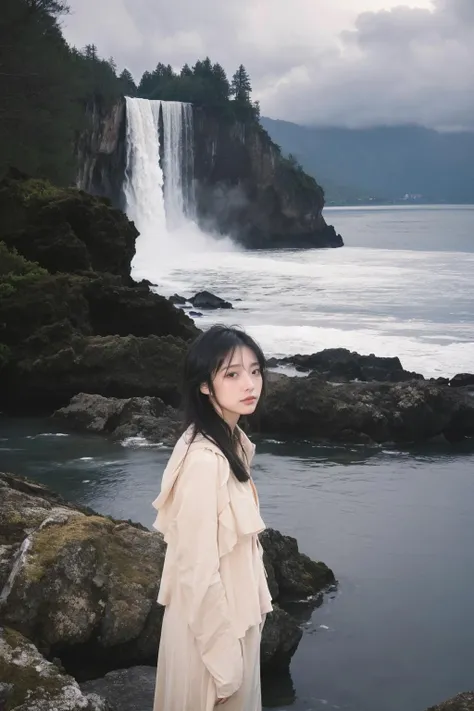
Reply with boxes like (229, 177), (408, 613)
(200, 382), (210, 396)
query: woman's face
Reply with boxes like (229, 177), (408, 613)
(201, 345), (263, 427)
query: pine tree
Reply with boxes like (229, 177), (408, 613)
(119, 68), (137, 96)
(212, 63), (230, 102)
(231, 65), (252, 103)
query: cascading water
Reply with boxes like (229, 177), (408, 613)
(123, 96), (234, 283)
(161, 101), (196, 227)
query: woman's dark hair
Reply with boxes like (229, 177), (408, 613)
(181, 324), (267, 482)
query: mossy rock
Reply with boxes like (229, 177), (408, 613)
(0, 174), (137, 279)
(0, 627), (111, 710)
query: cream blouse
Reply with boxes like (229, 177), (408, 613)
(151, 426), (273, 689)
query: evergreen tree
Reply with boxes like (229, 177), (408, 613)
(212, 63), (230, 102)
(231, 65), (252, 103)
(180, 64), (193, 78)
(138, 70), (154, 97)
(119, 69), (137, 97)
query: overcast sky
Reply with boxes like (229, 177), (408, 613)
(61, 0), (474, 130)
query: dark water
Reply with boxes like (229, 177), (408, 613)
(2, 417), (474, 711)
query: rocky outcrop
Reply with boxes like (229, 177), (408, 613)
(75, 98), (343, 250)
(267, 347), (424, 382)
(54, 373), (474, 446)
(189, 290), (233, 309)
(0, 169), (135, 281)
(53, 393), (182, 445)
(0, 172), (198, 413)
(0, 627), (111, 711)
(193, 108), (343, 249)
(0, 472), (335, 682)
(260, 374), (474, 444)
(425, 693), (474, 711)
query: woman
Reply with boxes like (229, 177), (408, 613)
(152, 324), (273, 711)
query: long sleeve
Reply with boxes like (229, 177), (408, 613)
(174, 449), (243, 699)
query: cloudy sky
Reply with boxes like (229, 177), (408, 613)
(61, 0), (474, 130)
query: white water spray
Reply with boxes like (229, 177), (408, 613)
(123, 97), (235, 283)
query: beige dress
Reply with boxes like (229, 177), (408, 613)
(151, 427), (273, 711)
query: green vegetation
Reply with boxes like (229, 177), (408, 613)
(0, 0), (122, 185)
(136, 58), (259, 121)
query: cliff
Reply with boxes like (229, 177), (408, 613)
(0, 171), (198, 414)
(76, 98), (343, 249)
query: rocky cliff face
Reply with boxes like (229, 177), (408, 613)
(193, 108), (342, 248)
(76, 98), (126, 209)
(76, 98), (343, 249)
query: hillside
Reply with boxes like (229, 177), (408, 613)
(261, 118), (474, 205)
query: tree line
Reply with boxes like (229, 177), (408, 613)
(0, 0), (260, 186)
(125, 60), (259, 121)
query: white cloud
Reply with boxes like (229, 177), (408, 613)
(62, 0), (474, 130)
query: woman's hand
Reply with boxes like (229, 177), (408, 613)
(216, 698), (229, 705)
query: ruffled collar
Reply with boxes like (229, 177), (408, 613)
(152, 425), (256, 519)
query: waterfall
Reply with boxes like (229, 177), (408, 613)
(123, 96), (233, 282)
(161, 101), (196, 227)
(123, 97), (166, 240)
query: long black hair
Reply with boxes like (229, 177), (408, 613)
(181, 324), (267, 482)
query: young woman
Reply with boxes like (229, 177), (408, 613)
(152, 324), (273, 711)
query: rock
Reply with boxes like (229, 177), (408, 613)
(2, 334), (190, 412)
(260, 528), (335, 602)
(425, 692), (474, 711)
(168, 293), (187, 305)
(189, 310), (203, 317)
(0, 472), (166, 677)
(270, 348), (423, 383)
(0, 174), (199, 414)
(53, 393), (182, 446)
(81, 667), (155, 711)
(261, 375), (474, 444)
(0, 627), (112, 711)
(0, 472), (333, 678)
(189, 290), (233, 310)
(450, 373), (474, 388)
(260, 605), (302, 671)
(0, 173), (135, 281)
(192, 108), (343, 249)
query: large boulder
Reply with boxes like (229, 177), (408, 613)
(53, 393), (182, 445)
(268, 348), (424, 383)
(0, 472), (334, 680)
(261, 374), (474, 444)
(0, 627), (111, 711)
(425, 693), (474, 711)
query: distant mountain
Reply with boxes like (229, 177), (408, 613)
(261, 118), (474, 205)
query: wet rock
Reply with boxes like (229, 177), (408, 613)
(0, 627), (112, 711)
(425, 692), (474, 711)
(168, 293), (187, 305)
(189, 290), (233, 310)
(262, 374), (474, 444)
(268, 348), (423, 383)
(450, 373), (474, 388)
(260, 528), (335, 602)
(53, 393), (182, 446)
(189, 310), (203, 317)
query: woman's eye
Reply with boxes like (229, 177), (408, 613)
(226, 372), (238, 378)
(252, 368), (261, 376)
